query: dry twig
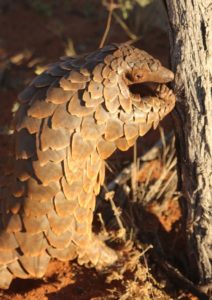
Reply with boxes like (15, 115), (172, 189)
(100, 0), (120, 48)
(112, 11), (139, 41)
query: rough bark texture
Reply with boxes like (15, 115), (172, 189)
(165, 0), (212, 286)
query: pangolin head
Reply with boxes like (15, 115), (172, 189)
(86, 43), (176, 146)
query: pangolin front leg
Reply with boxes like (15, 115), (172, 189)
(0, 43), (175, 289)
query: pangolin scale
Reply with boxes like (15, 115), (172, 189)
(0, 43), (175, 289)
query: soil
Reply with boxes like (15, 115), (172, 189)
(0, 1), (205, 299)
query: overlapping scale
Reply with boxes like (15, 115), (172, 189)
(45, 229), (72, 249)
(15, 232), (48, 256)
(54, 191), (77, 217)
(19, 253), (50, 277)
(81, 116), (104, 141)
(60, 77), (86, 91)
(71, 132), (94, 160)
(68, 93), (95, 117)
(83, 90), (104, 107)
(47, 86), (74, 104)
(22, 215), (49, 234)
(115, 137), (130, 151)
(5, 214), (22, 233)
(8, 260), (29, 279)
(24, 197), (54, 217)
(27, 177), (60, 202)
(27, 100), (56, 119)
(47, 63), (67, 77)
(105, 118), (124, 141)
(36, 145), (66, 167)
(32, 160), (63, 186)
(0, 268), (13, 289)
(47, 242), (77, 261)
(31, 72), (55, 88)
(51, 102), (81, 130)
(94, 104), (109, 124)
(124, 123), (139, 141)
(40, 119), (70, 151)
(47, 210), (74, 235)
(97, 138), (116, 159)
(15, 129), (35, 159)
(67, 70), (90, 83)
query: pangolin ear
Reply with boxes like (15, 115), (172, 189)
(149, 62), (159, 72)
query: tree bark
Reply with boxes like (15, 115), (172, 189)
(165, 0), (212, 287)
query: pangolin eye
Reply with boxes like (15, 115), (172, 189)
(135, 73), (142, 80)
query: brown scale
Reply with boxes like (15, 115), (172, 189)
(0, 43), (176, 289)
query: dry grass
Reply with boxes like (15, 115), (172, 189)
(135, 129), (178, 206)
(96, 130), (179, 299)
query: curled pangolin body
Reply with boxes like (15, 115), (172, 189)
(0, 43), (175, 289)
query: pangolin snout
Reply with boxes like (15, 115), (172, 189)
(128, 66), (175, 84)
(155, 66), (174, 83)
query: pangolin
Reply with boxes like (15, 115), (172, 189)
(0, 43), (175, 289)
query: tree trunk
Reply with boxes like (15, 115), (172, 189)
(165, 0), (212, 287)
